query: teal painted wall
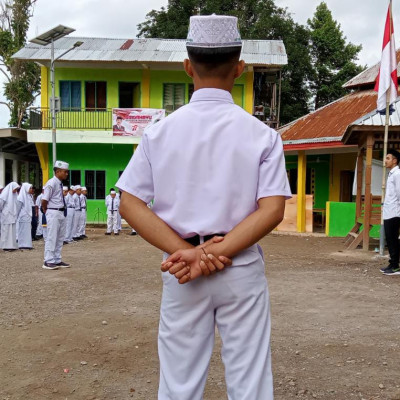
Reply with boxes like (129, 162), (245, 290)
(326, 201), (379, 238)
(53, 143), (134, 223)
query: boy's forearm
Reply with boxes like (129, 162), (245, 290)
(205, 196), (286, 259)
(119, 191), (193, 254)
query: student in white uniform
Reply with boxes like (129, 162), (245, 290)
(117, 15), (291, 400)
(0, 185), (3, 239)
(116, 190), (122, 231)
(72, 185), (83, 241)
(41, 161), (70, 270)
(78, 187), (88, 238)
(105, 190), (119, 235)
(0, 182), (20, 251)
(17, 182), (34, 250)
(64, 186), (76, 243)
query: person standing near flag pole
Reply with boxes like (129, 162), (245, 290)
(375, 0), (399, 257)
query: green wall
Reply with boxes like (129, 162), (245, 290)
(285, 154), (330, 209)
(53, 143), (134, 223)
(53, 67), (248, 111)
(326, 201), (380, 238)
(55, 68), (143, 109)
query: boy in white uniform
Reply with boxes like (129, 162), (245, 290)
(78, 187), (88, 238)
(105, 190), (119, 235)
(72, 185), (83, 241)
(64, 186), (76, 243)
(41, 161), (71, 270)
(117, 15), (291, 400)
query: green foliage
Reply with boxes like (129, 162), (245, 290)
(308, 2), (365, 109)
(0, 0), (40, 128)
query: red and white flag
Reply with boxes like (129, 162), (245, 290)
(375, 0), (398, 112)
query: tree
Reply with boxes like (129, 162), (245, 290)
(308, 2), (364, 110)
(0, 0), (40, 128)
(137, 0), (313, 125)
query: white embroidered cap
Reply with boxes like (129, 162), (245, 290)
(186, 14), (242, 48)
(63, 186), (68, 191)
(110, 190), (116, 194)
(54, 160), (69, 170)
(70, 185), (75, 190)
(74, 185), (81, 190)
(81, 186), (87, 191)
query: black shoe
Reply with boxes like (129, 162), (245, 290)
(130, 232), (137, 236)
(36, 235), (43, 239)
(380, 265), (392, 273)
(42, 262), (59, 270)
(73, 237), (82, 241)
(81, 235), (88, 239)
(383, 267), (400, 276)
(105, 232), (111, 235)
(56, 261), (70, 268)
(114, 232), (119, 236)
(63, 241), (69, 245)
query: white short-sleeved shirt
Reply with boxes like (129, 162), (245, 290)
(42, 176), (64, 208)
(384, 165), (400, 220)
(117, 88), (291, 238)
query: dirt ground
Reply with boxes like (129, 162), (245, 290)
(0, 228), (399, 400)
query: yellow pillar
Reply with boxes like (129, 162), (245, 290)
(297, 151), (306, 232)
(36, 143), (49, 183)
(142, 69), (150, 108)
(244, 68), (254, 115)
(41, 66), (49, 108)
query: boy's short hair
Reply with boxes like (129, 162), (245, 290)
(187, 46), (242, 78)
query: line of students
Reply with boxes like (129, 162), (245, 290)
(0, 181), (36, 251)
(63, 185), (88, 243)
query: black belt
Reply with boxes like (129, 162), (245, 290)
(184, 233), (225, 246)
(68, 207), (74, 209)
(48, 207), (65, 212)
(75, 209), (81, 212)
(81, 207), (86, 209)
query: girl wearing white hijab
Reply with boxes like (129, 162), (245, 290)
(17, 182), (34, 250)
(0, 182), (20, 251)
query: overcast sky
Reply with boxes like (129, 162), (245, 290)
(0, 0), (395, 127)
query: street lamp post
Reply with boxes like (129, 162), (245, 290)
(30, 25), (83, 164)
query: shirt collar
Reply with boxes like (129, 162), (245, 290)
(54, 176), (62, 184)
(190, 88), (234, 104)
(389, 165), (399, 175)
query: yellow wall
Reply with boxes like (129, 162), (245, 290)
(41, 66), (49, 108)
(329, 153), (357, 202)
(244, 70), (254, 114)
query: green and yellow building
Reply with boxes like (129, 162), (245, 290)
(13, 36), (287, 222)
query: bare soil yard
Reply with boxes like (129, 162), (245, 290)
(0, 228), (399, 400)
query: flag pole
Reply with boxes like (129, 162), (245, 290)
(379, 0), (393, 256)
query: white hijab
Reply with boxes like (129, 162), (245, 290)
(17, 182), (34, 218)
(0, 182), (21, 222)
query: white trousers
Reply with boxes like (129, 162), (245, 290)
(78, 209), (87, 236)
(107, 212), (118, 233)
(0, 223), (17, 250)
(44, 210), (66, 264)
(158, 245), (273, 400)
(117, 211), (122, 230)
(65, 208), (75, 241)
(17, 221), (32, 249)
(72, 210), (81, 238)
(36, 209), (43, 236)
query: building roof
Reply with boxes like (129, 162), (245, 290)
(343, 49), (400, 89)
(280, 90), (378, 148)
(342, 96), (400, 145)
(12, 37), (287, 67)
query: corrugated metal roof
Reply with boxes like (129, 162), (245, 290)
(350, 96), (400, 126)
(12, 37), (287, 66)
(279, 90), (378, 143)
(343, 49), (400, 88)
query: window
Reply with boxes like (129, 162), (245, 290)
(85, 170), (106, 199)
(85, 81), (107, 111)
(188, 84), (194, 101)
(60, 81), (81, 110)
(64, 170), (81, 187)
(163, 84), (185, 114)
(287, 168), (314, 195)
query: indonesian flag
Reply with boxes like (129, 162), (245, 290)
(375, 1), (398, 112)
